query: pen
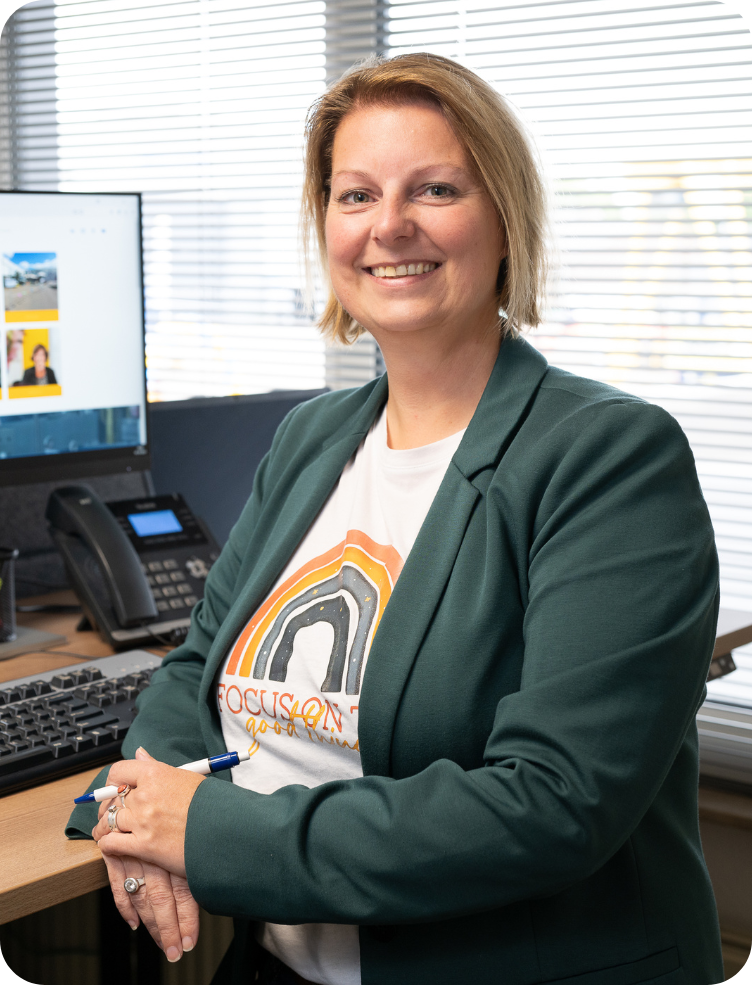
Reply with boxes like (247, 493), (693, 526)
(73, 750), (252, 803)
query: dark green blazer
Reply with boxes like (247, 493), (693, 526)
(68, 336), (723, 985)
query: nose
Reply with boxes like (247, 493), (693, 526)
(372, 193), (415, 245)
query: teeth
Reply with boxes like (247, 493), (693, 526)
(370, 262), (436, 278)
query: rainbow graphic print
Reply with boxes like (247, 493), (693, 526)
(224, 530), (403, 696)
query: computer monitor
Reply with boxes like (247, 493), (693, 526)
(0, 190), (149, 485)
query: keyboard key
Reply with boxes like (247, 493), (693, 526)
(163, 559), (179, 570)
(106, 722), (128, 741)
(86, 668), (104, 682)
(155, 573), (171, 585)
(32, 681), (52, 695)
(50, 741), (75, 759)
(147, 574), (157, 586)
(1, 689), (21, 704)
(148, 561), (164, 572)
(51, 675), (75, 689)
(73, 735), (95, 753)
(169, 598), (185, 609)
(170, 571), (186, 582)
(156, 600), (170, 612)
(88, 729), (115, 747)
(177, 583), (192, 595)
(183, 595), (198, 607)
(93, 694), (113, 708)
(152, 588), (163, 599)
(162, 586), (177, 598)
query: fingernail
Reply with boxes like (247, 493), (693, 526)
(182, 936), (194, 952)
(166, 946), (181, 963)
(129, 922), (138, 931)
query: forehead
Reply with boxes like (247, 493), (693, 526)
(330, 100), (471, 178)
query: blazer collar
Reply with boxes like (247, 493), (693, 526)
(453, 334), (549, 482)
(324, 333), (549, 480)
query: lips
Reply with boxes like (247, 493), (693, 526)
(368, 262), (439, 278)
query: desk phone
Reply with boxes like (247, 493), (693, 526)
(47, 488), (221, 650)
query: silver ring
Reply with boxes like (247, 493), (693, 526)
(106, 805), (122, 832)
(124, 876), (145, 894)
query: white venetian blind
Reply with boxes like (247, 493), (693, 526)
(31, 0), (329, 399)
(388, 0), (752, 611)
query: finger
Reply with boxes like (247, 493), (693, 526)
(103, 854), (140, 931)
(171, 873), (200, 952)
(142, 861), (184, 962)
(92, 805), (133, 843)
(135, 746), (153, 760)
(98, 794), (117, 821)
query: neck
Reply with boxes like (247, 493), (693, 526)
(376, 320), (501, 450)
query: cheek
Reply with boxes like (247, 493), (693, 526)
(324, 216), (354, 280)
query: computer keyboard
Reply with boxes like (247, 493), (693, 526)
(0, 650), (162, 796)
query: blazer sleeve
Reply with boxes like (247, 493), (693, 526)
(65, 406), (301, 839)
(181, 398), (719, 925)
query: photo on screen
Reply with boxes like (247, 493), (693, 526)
(6, 327), (62, 398)
(3, 253), (58, 323)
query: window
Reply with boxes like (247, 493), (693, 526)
(2, 0), (751, 609)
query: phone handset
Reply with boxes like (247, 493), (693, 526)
(46, 485), (158, 627)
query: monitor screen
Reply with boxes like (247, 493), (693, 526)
(0, 191), (148, 484)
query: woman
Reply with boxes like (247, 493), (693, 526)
(69, 53), (723, 985)
(19, 343), (58, 386)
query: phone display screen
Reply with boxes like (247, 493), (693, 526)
(127, 510), (183, 538)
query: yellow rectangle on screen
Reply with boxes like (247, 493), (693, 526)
(5, 310), (59, 323)
(8, 384), (62, 399)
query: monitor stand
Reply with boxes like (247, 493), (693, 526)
(0, 626), (67, 662)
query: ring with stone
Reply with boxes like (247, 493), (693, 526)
(118, 784), (131, 807)
(124, 876), (145, 894)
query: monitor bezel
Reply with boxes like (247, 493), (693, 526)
(0, 188), (151, 486)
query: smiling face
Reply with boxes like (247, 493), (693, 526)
(325, 101), (506, 348)
(32, 347), (47, 371)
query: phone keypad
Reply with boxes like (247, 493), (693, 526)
(144, 556), (212, 617)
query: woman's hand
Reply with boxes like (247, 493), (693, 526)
(92, 746), (205, 877)
(101, 851), (199, 962)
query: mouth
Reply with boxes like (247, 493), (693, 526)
(367, 262), (440, 279)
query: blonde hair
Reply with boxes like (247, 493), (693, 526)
(302, 52), (549, 345)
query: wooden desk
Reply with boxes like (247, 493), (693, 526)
(0, 591), (164, 924)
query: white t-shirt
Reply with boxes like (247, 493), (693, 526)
(215, 406), (465, 985)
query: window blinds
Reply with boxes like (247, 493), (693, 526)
(2, 0), (751, 607)
(388, 0), (752, 610)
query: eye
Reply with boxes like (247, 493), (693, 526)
(423, 184), (455, 199)
(339, 190), (371, 205)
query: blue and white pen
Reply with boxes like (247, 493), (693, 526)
(73, 749), (252, 803)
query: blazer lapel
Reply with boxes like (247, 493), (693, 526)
(360, 336), (549, 776)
